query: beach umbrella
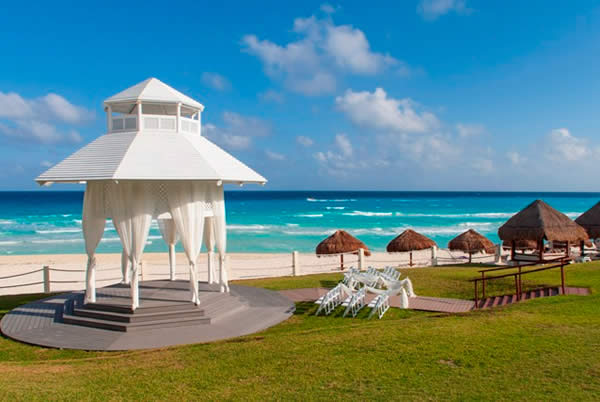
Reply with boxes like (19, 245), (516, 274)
(448, 229), (495, 263)
(575, 201), (600, 240)
(498, 199), (588, 261)
(316, 230), (371, 270)
(386, 229), (436, 266)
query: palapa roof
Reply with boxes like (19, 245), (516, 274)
(316, 230), (371, 256)
(104, 78), (204, 112)
(498, 200), (588, 242)
(448, 229), (495, 254)
(575, 201), (600, 239)
(502, 239), (538, 250)
(386, 229), (436, 252)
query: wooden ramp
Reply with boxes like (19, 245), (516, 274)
(279, 286), (590, 314)
(278, 288), (475, 313)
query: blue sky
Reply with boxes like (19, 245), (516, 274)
(1, 0), (599, 191)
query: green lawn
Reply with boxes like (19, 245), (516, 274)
(0, 263), (599, 400)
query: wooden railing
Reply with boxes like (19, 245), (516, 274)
(471, 256), (570, 308)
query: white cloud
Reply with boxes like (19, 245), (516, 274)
(201, 72), (232, 91)
(471, 158), (494, 175)
(40, 160), (53, 168)
(265, 150), (286, 161)
(242, 15), (405, 95)
(545, 128), (589, 162)
(314, 133), (366, 176)
(335, 133), (352, 157)
(259, 90), (285, 103)
(0, 90), (92, 145)
(456, 123), (485, 138)
(335, 88), (439, 133)
(506, 151), (525, 166)
(417, 0), (470, 20)
(203, 112), (271, 150)
(296, 135), (314, 147)
(320, 3), (337, 14)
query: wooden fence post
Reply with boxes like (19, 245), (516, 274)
(292, 251), (300, 276)
(358, 248), (365, 271)
(43, 265), (50, 293)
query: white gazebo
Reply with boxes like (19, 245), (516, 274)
(36, 78), (266, 310)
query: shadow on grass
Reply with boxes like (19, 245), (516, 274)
(319, 280), (338, 289)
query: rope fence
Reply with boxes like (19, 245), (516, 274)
(2, 245), (587, 296)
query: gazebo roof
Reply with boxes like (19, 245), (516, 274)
(316, 230), (371, 256)
(498, 200), (588, 242)
(387, 229), (436, 252)
(448, 229), (495, 254)
(36, 132), (266, 184)
(575, 201), (600, 239)
(104, 78), (204, 111)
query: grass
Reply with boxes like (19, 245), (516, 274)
(0, 262), (599, 400)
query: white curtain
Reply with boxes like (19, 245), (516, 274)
(107, 181), (154, 309)
(203, 217), (215, 284)
(210, 184), (228, 292)
(158, 218), (179, 281)
(166, 181), (207, 305)
(82, 181), (106, 303)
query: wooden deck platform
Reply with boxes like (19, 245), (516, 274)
(0, 280), (295, 351)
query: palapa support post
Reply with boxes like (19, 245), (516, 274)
(538, 239), (544, 263)
(560, 261), (566, 295)
(580, 240), (585, 257)
(495, 243), (501, 263)
(565, 240), (570, 258)
(468, 252), (472, 264)
(431, 246), (437, 266)
(43, 265), (50, 293)
(340, 254), (344, 271)
(511, 240), (516, 261)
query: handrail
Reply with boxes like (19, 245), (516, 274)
(471, 259), (568, 308)
(477, 256), (567, 273)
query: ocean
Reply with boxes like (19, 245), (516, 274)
(0, 191), (598, 255)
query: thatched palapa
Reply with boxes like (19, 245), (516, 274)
(502, 239), (538, 250)
(387, 229), (436, 266)
(386, 229), (436, 252)
(498, 200), (588, 243)
(575, 201), (600, 239)
(316, 230), (370, 270)
(448, 229), (495, 262)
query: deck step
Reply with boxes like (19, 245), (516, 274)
(72, 307), (205, 323)
(83, 301), (196, 315)
(63, 313), (211, 332)
(476, 287), (564, 309)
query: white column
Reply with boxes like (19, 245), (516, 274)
(136, 101), (143, 132)
(358, 248), (365, 271)
(176, 102), (182, 133)
(495, 243), (502, 264)
(106, 105), (112, 132)
(292, 251), (300, 276)
(431, 246), (438, 266)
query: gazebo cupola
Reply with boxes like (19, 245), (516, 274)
(104, 77), (204, 136)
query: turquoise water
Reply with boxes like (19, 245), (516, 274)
(0, 191), (598, 255)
